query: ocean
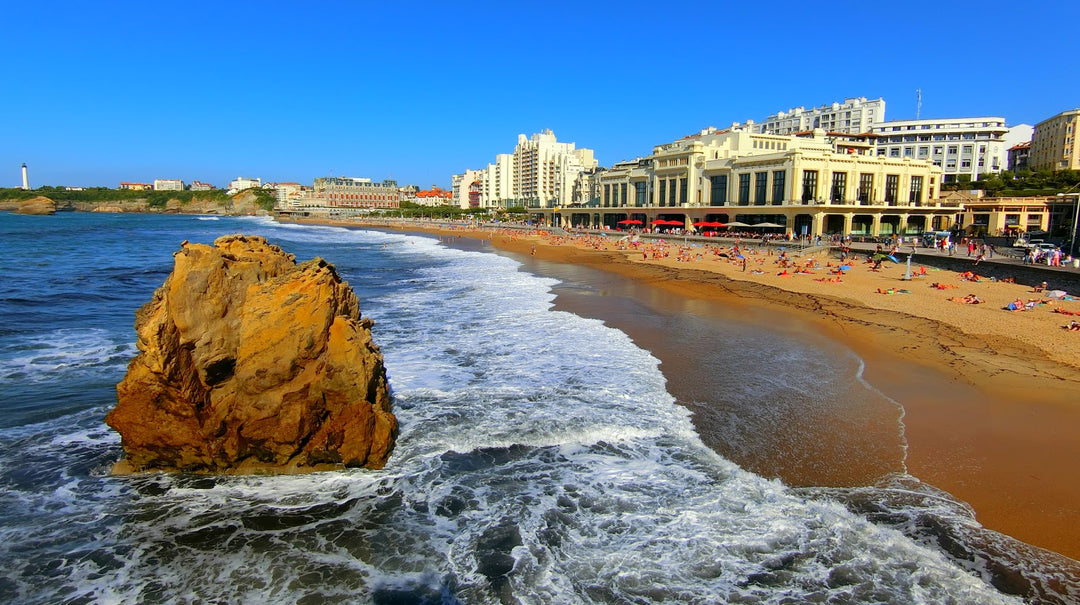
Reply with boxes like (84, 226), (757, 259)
(0, 211), (1074, 604)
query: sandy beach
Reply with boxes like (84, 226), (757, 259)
(290, 217), (1080, 561)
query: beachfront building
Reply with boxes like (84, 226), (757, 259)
(453, 130), (598, 210)
(189, 180), (216, 191)
(273, 182), (304, 207)
(870, 118), (1013, 183)
(313, 176), (401, 212)
(740, 97), (886, 136)
(1029, 108), (1080, 172)
(957, 195), (1080, 243)
(153, 179), (184, 191)
(542, 126), (956, 237)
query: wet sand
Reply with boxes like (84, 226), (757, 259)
(290, 218), (1080, 561)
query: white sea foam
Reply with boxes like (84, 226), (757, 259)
(0, 327), (134, 384)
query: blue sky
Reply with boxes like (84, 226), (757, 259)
(3, 0), (1077, 190)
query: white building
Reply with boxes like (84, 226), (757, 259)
(189, 181), (216, 191)
(274, 182), (304, 207)
(871, 117), (1010, 183)
(749, 97), (886, 136)
(451, 169), (484, 209)
(154, 179), (184, 191)
(453, 130), (598, 210)
(227, 177), (262, 195)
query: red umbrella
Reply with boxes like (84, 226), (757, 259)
(651, 219), (682, 226)
(617, 219), (642, 225)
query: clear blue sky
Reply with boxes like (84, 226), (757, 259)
(3, 0), (1077, 190)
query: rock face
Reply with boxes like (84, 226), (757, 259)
(106, 235), (397, 473)
(14, 196), (56, 215)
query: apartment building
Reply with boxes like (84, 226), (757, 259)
(871, 117), (1013, 183)
(454, 130), (598, 210)
(1029, 108), (1080, 172)
(314, 177), (400, 210)
(189, 181), (216, 191)
(750, 97), (885, 136)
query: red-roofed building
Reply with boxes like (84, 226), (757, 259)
(410, 186), (454, 207)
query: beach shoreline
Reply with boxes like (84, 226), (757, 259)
(285, 217), (1080, 561)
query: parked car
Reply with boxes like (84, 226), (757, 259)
(1035, 243), (1059, 253)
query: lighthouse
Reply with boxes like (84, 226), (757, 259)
(21, 163), (29, 190)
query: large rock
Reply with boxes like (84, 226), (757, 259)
(106, 234), (397, 473)
(14, 196), (56, 215)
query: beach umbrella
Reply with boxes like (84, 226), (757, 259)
(617, 219), (642, 225)
(726, 221), (750, 227)
(751, 222), (784, 228)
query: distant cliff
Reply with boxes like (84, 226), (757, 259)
(106, 235), (397, 473)
(0, 188), (273, 215)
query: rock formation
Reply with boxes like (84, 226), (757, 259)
(106, 234), (396, 473)
(14, 196), (56, 215)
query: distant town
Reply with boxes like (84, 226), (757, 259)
(11, 97), (1080, 250)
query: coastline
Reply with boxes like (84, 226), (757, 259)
(284, 217), (1080, 562)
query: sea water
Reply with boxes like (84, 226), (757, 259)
(0, 212), (1071, 603)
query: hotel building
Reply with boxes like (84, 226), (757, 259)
(313, 176), (401, 211)
(1029, 108), (1080, 172)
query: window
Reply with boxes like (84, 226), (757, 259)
(754, 172), (768, 205)
(738, 174), (751, 205)
(612, 183), (619, 205)
(918, 147), (930, 158)
(635, 182), (647, 206)
(859, 173), (874, 205)
(801, 170), (818, 203)
(710, 175), (728, 206)
(947, 145), (959, 155)
(620, 183), (628, 207)
(668, 179), (676, 206)
(772, 170), (785, 205)
(604, 184), (611, 206)
(885, 174), (899, 205)
(679, 178), (687, 206)
(890, 148), (900, 157)
(831, 172), (846, 203)
(658, 180), (666, 206)
(909, 176), (923, 206)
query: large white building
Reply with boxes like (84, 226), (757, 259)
(453, 130), (598, 209)
(870, 117), (1017, 183)
(227, 177), (262, 195)
(748, 97), (886, 136)
(153, 179), (184, 191)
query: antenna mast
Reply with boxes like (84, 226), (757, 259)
(916, 89), (922, 120)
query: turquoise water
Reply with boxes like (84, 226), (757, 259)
(0, 212), (1069, 603)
